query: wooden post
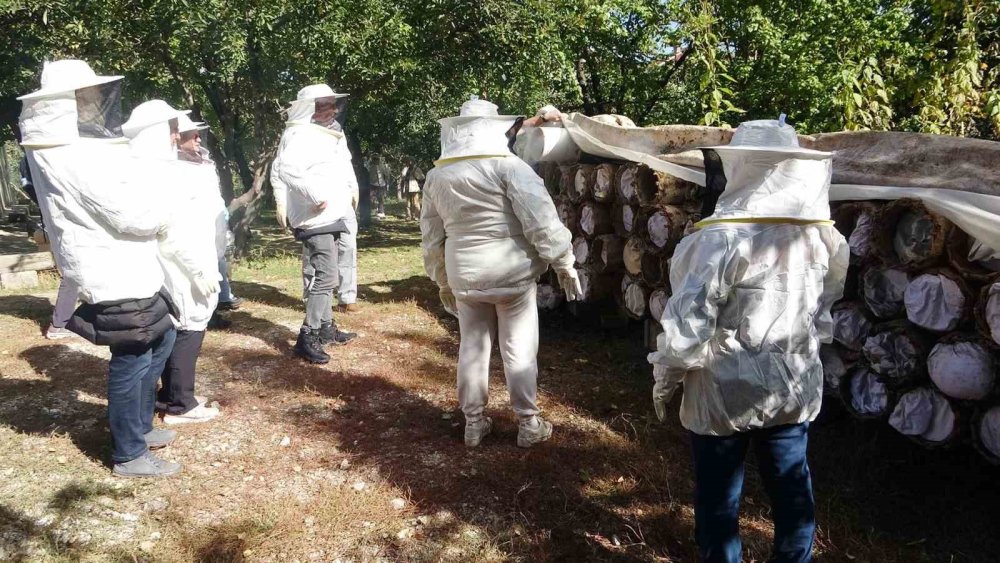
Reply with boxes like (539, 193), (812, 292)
(862, 320), (932, 389)
(640, 252), (670, 286)
(559, 165), (578, 198)
(648, 288), (670, 321)
(568, 164), (595, 203)
(615, 164), (641, 205)
(620, 274), (650, 320)
(573, 235), (592, 266)
(927, 333), (996, 401)
(612, 203), (638, 238)
(871, 198), (953, 271)
(636, 168), (692, 207)
(889, 387), (962, 448)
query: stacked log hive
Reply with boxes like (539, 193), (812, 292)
(539, 155), (1000, 464)
(829, 197), (1000, 460)
(539, 159), (699, 333)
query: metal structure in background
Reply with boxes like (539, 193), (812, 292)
(0, 142), (31, 222)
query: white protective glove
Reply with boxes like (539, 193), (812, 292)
(191, 274), (221, 301)
(439, 287), (458, 318)
(276, 202), (288, 230)
(652, 365), (679, 423)
(556, 268), (583, 302)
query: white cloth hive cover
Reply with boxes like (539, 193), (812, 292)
(848, 209), (875, 259)
(513, 125), (579, 165)
(648, 211), (672, 249)
(580, 205), (598, 236)
(904, 273), (965, 332)
(820, 345), (848, 392)
(618, 167), (637, 201)
(649, 288), (669, 320)
(625, 282), (647, 316)
(573, 236), (590, 265)
(863, 267), (909, 318)
(889, 388), (955, 443)
(980, 407), (1000, 458)
(536, 283), (564, 309)
(832, 303), (872, 350)
(893, 211), (935, 264)
(928, 340), (995, 400)
(622, 205), (635, 233)
(850, 369), (888, 415)
(986, 283), (1000, 346)
(864, 331), (920, 383)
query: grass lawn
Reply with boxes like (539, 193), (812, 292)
(0, 204), (997, 562)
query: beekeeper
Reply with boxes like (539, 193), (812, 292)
(271, 84), (358, 364)
(122, 102), (225, 426)
(421, 97), (582, 449)
(18, 60), (179, 479)
(648, 119), (849, 563)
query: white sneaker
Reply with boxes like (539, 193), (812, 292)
(517, 416), (553, 448)
(45, 325), (75, 340)
(163, 404), (220, 425)
(464, 417), (493, 447)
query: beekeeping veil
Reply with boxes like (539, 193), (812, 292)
(18, 59), (125, 147)
(436, 96), (520, 164)
(285, 84), (349, 135)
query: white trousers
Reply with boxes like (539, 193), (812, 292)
(456, 285), (540, 423)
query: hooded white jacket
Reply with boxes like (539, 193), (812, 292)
(421, 156), (574, 294)
(158, 152), (227, 331)
(270, 120), (358, 232)
(648, 148), (849, 436)
(25, 140), (167, 304)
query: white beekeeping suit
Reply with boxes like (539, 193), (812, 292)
(421, 97), (582, 449)
(271, 84), (358, 233)
(270, 84), (359, 364)
(121, 101), (224, 331)
(648, 120), (850, 436)
(19, 61), (167, 305)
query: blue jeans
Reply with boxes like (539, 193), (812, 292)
(218, 257), (236, 303)
(107, 328), (177, 462)
(690, 423), (815, 563)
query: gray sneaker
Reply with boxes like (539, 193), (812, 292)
(464, 417), (493, 447)
(113, 452), (182, 479)
(144, 428), (176, 449)
(517, 416), (553, 448)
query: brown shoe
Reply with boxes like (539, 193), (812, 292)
(336, 303), (360, 314)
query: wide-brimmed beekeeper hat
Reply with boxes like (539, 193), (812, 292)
(701, 119), (832, 158)
(18, 60), (123, 100)
(177, 113), (209, 133)
(438, 97), (520, 128)
(121, 100), (190, 139)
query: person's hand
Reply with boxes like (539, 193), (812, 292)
(315, 201), (328, 212)
(652, 365), (677, 423)
(192, 274), (221, 301)
(276, 202), (288, 230)
(439, 287), (458, 318)
(556, 268), (583, 302)
(536, 104), (563, 122)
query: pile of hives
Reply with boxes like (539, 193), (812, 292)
(534, 160), (700, 345)
(825, 200), (1000, 463)
(534, 159), (1000, 465)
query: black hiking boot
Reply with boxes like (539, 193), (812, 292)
(319, 322), (358, 346)
(294, 328), (330, 364)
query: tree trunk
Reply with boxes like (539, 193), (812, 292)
(972, 405), (1000, 465)
(862, 320), (932, 389)
(556, 198), (580, 236)
(620, 274), (650, 320)
(640, 251), (670, 286)
(615, 164), (641, 205)
(927, 333), (996, 401)
(841, 366), (892, 420)
(573, 235), (591, 266)
(872, 198), (953, 271)
(635, 167), (691, 207)
(613, 203), (638, 238)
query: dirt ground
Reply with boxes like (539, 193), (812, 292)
(1, 213), (998, 562)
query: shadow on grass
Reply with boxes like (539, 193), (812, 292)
(0, 294), (54, 334)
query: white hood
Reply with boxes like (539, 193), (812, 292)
(437, 98), (519, 162)
(19, 93), (80, 147)
(128, 121), (176, 160)
(705, 150), (834, 223)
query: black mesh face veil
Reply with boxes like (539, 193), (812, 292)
(701, 149), (727, 218)
(505, 116), (525, 153)
(312, 96), (349, 132)
(75, 81), (124, 139)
